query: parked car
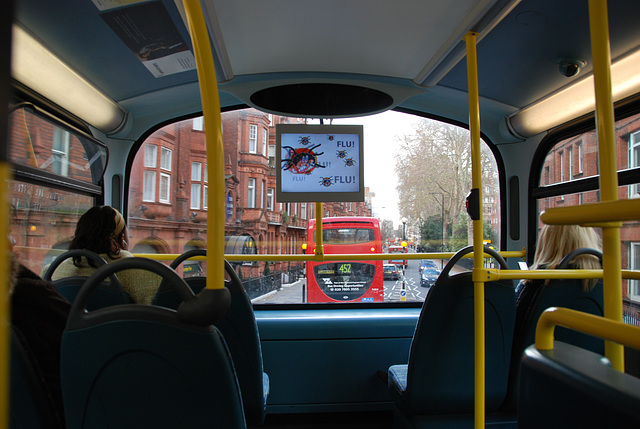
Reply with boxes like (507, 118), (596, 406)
(419, 259), (437, 273)
(420, 268), (440, 287)
(383, 264), (400, 280)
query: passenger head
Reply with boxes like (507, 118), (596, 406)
(531, 224), (601, 289)
(70, 206), (128, 266)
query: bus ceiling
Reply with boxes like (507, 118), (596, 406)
(10, 0), (640, 143)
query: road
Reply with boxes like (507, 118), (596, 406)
(253, 257), (448, 304)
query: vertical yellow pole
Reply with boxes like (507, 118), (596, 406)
(465, 31), (485, 428)
(588, 0), (623, 370)
(315, 202), (323, 259)
(182, 0), (224, 290)
(0, 164), (11, 429)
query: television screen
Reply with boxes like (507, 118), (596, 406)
(276, 124), (364, 202)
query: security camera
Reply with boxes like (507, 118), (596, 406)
(557, 58), (586, 77)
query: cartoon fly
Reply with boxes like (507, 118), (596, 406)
(282, 144), (325, 175)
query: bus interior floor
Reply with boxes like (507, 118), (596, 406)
(254, 411), (394, 429)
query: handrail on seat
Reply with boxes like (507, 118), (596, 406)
(535, 307), (640, 351)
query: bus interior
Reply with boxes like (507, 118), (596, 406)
(4, 0), (640, 428)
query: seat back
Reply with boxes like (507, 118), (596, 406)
(10, 326), (64, 429)
(519, 342), (640, 428)
(43, 249), (132, 309)
(153, 250), (268, 425)
(403, 246), (515, 414)
(61, 257), (246, 429)
(505, 248), (604, 410)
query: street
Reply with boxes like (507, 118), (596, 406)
(253, 257), (446, 304)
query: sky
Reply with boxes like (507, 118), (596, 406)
(311, 111), (421, 228)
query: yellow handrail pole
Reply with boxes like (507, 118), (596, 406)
(0, 164), (11, 429)
(588, 0), (623, 370)
(181, 0), (224, 290)
(465, 31), (485, 428)
(315, 202), (324, 260)
(536, 307), (640, 352)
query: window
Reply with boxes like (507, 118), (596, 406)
(191, 162), (203, 209)
(161, 147), (172, 171)
(262, 128), (268, 156)
(249, 124), (257, 153)
(577, 142), (583, 173)
(193, 116), (204, 131)
(248, 178), (256, 208)
(51, 127), (70, 176)
(203, 185), (208, 209)
(143, 171), (156, 202)
(159, 173), (170, 203)
(630, 243), (640, 301)
(568, 147), (573, 179)
(144, 144), (157, 167)
(191, 184), (201, 209)
(536, 112), (640, 316)
(192, 162), (202, 181)
(630, 131), (640, 196)
(267, 188), (274, 210)
(560, 151), (565, 182)
(127, 109), (503, 306)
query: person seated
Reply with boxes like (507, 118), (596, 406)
(11, 250), (70, 428)
(515, 224), (602, 325)
(42, 205), (160, 304)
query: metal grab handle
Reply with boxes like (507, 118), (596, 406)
(535, 307), (640, 351)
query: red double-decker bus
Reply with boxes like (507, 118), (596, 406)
(306, 217), (384, 303)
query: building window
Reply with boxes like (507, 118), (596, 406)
(559, 151), (565, 182)
(301, 202), (306, 219)
(268, 144), (275, 167)
(193, 116), (204, 131)
(262, 128), (268, 156)
(568, 147), (573, 179)
(267, 188), (274, 210)
(159, 173), (170, 203)
(248, 178), (256, 208)
(191, 184), (201, 209)
(192, 162), (202, 181)
(630, 131), (640, 196)
(249, 124), (257, 153)
(630, 243), (640, 301)
(203, 185), (208, 209)
(260, 181), (265, 209)
(161, 147), (172, 171)
(577, 142), (583, 173)
(143, 171), (156, 202)
(191, 162), (203, 209)
(144, 144), (157, 168)
(51, 127), (70, 176)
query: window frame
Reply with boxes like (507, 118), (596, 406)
(249, 124), (258, 153)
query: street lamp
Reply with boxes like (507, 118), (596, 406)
(401, 217), (407, 240)
(429, 193), (445, 268)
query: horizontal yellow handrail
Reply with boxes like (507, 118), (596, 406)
(481, 268), (640, 282)
(535, 307), (640, 351)
(541, 199), (640, 225)
(132, 250), (526, 263)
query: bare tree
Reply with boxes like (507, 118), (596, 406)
(394, 119), (495, 245)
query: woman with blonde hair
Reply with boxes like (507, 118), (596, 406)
(519, 224), (602, 293)
(44, 206), (160, 304)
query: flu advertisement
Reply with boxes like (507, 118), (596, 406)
(280, 132), (361, 193)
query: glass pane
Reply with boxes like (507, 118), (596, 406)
(127, 108), (502, 305)
(536, 112), (640, 322)
(9, 106), (108, 185)
(10, 180), (94, 274)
